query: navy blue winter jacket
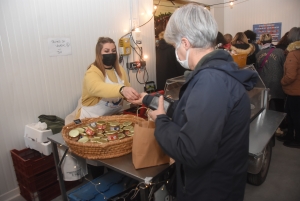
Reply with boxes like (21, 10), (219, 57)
(143, 50), (258, 201)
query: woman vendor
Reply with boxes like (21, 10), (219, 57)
(75, 37), (139, 178)
(76, 37), (139, 119)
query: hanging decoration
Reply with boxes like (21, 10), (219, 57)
(154, 12), (172, 37)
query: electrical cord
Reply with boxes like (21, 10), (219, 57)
(135, 67), (149, 85)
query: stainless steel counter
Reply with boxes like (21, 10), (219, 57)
(48, 134), (172, 201)
(249, 109), (285, 155)
(48, 109), (285, 200)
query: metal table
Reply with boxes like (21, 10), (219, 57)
(48, 109), (285, 200)
(48, 134), (171, 201)
(249, 109), (285, 155)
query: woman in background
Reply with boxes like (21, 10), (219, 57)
(231, 32), (256, 65)
(215, 32), (229, 50)
(281, 27), (300, 148)
(256, 33), (285, 111)
(276, 32), (290, 53)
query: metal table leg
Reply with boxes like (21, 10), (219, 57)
(51, 143), (68, 201)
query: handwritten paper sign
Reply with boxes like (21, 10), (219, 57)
(48, 38), (72, 56)
(253, 23), (282, 42)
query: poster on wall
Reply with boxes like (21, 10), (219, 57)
(253, 22), (282, 43)
(48, 38), (72, 56)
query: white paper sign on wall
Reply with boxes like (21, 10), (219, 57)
(48, 38), (72, 56)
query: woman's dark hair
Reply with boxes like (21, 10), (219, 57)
(244, 30), (257, 43)
(89, 37), (121, 77)
(215, 32), (227, 46)
(277, 32), (289, 46)
(231, 32), (249, 45)
(288, 27), (300, 43)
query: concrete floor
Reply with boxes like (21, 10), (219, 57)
(9, 139), (300, 201)
(244, 139), (300, 201)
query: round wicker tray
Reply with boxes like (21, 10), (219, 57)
(62, 115), (145, 159)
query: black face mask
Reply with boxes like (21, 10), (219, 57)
(102, 53), (116, 66)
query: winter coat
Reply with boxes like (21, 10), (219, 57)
(256, 44), (286, 99)
(151, 50), (258, 201)
(231, 43), (256, 65)
(281, 41), (300, 96)
(156, 39), (186, 90)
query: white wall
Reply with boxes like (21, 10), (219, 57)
(0, 0), (155, 199)
(223, 0), (300, 37)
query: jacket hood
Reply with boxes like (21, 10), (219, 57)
(231, 43), (255, 56)
(287, 41), (300, 52)
(188, 50), (258, 91)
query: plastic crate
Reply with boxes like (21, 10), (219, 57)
(68, 171), (138, 201)
(19, 184), (38, 201)
(10, 148), (55, 177)
(15, 167), (58, 192)
(19, 180), (81, 201)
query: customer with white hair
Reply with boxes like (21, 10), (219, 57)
(129, 3), (258, 200)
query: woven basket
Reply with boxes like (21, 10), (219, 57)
(62, 115), (145, 159)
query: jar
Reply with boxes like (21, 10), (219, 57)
(89, 122), (97, 128)
(97, 121), (106, 130)
(123, 121), (132, 127)
(123, 127), (131, 136)
(69, 129), (80, 141)
(109, 122), (120, 131)
(85, 126), (95, 136)
(106, 131), (118, 141)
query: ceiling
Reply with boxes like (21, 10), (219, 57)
(153, 0), (224, 6)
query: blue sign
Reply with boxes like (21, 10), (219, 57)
(253, 22), (282, 42)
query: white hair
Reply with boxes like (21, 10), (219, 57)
(164, 3), (218, 49)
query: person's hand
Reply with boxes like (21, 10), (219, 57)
(149, 95), (166, 121)
(127, 92), (147, 105)
(122, 87), (139, 100)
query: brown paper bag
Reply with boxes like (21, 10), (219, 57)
(132, 121), (170, 169)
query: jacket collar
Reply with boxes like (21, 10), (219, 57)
(287, 41), (300, 52)
(185, 50), (233, 82)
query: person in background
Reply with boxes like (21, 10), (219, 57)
(130, 4), (258, 200)
(281, 27), (300, 148)
(276, 31), (290, 53)
(156, 31), (186, 91)
(76, 37), (139, 177)
(224, 33), (232, 50)
(231, 32), (256, 65)
(256, 33), (286, 116)
(244, 30), (260, 55)
(215, 32), (228, 50)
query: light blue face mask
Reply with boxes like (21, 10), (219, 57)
(175, 45), (190, 69)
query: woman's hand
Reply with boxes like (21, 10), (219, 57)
(122, 87), (140, 100)
(127, 92), (147, 105)
(149, 95), (166, 121)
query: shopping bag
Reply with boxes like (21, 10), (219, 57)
(132, 121), (170, 169)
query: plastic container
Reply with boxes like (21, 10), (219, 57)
(15, 168), (57, 192)
(10, 148), (55, 177)
(68, 171), (138, 201)
(19, 180), (81, 201)
(24, 124), (53, 143)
